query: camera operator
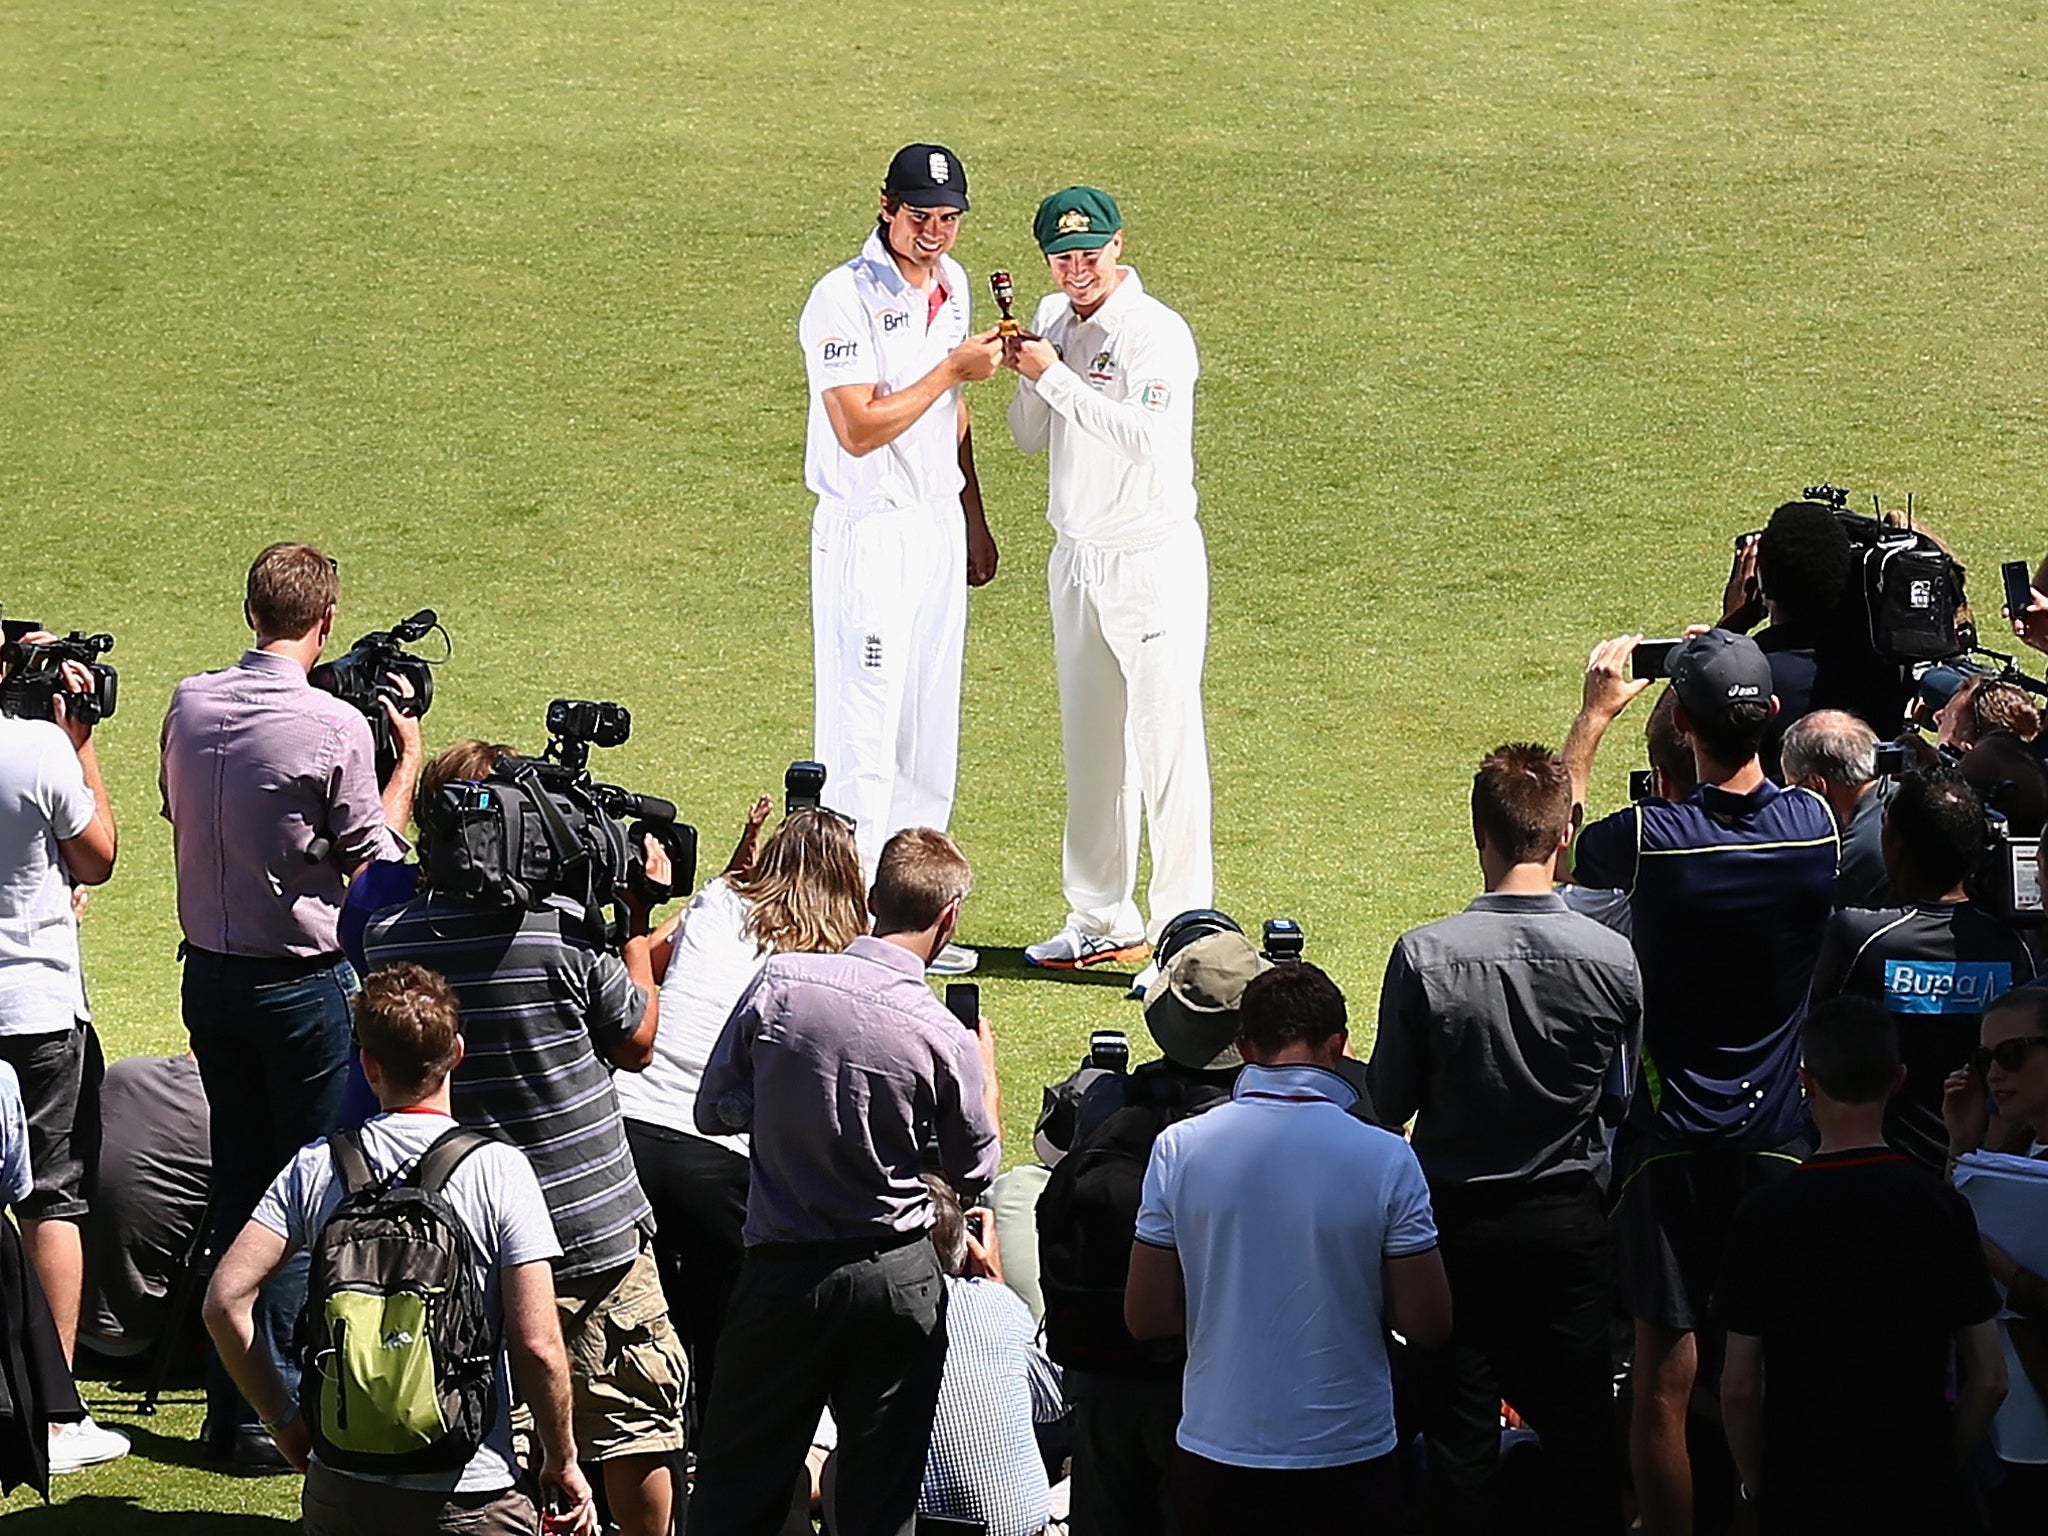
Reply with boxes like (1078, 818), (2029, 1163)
(0, 627), (127, 1472)
(365, 739), (685, 1536)
(1724, 498), (1925, 749)
(1780, 710), (1892, 908)
(159, 542), (424, 1467)
(1807, 767), (2036, 1173)
(1564, 629), (1838, 1536)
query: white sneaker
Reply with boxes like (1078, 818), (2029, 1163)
(49, 1415), (130, 1473)
(927, 943), (980, 976)
(1024, 926), (1152, 971)
(1126, 960), (1160, 1000)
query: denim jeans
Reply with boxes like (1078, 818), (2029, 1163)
(183, 946), (356, 1436)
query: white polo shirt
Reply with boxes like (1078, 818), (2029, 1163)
(1134, 1062), (1438, 1470)
(800, 229), (971, 512)
(1006, 267), (1199, 549)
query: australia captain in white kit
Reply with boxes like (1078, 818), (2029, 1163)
(799, 143), (1002, 975)
(1004, 186), (1214, 983)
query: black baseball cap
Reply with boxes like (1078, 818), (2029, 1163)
(884, 144), (969, 211)
(1669, 628), (1774, 724)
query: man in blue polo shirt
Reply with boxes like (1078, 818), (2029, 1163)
(1564, 628), (1837, 1536)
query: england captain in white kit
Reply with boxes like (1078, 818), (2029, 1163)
(1005, 186), (1214, 978)
(800, 143), (1002, 974)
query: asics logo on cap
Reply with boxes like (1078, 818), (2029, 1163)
(929, 152), (950, 183)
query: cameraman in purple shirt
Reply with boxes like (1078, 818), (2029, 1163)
(158, 542), (422, 1466)
(691, 827), (1001, 1536)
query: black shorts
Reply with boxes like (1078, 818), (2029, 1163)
(0, 1022), (103, 1222)
(1611, 1140), (1803, 1334)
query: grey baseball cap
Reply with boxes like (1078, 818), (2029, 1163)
(1143, 931), (1272, 1071)
(1669, 628), (1774, 725)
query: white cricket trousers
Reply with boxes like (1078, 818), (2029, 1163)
(1049, 523), (1215, 944)
(812, 498), (967, 884)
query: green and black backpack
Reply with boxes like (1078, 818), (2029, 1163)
(295, 1125), (499, 1473)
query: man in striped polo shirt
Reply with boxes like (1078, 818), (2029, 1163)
(1564, 629), (1839, 1536)
(365, 740), (685, 1536)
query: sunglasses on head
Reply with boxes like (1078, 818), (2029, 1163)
(1971, 1035), (2048, 1075)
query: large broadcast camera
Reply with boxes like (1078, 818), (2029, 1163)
(309, 609), (447, 780)
(0, 611), (118, 726)
(422, 698), (698, 950)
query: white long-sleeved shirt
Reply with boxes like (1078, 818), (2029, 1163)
(1006, 267), (1199, 548)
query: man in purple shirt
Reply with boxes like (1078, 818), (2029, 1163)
(690, 827), (1002, 1536)
(158, 542), (422, 1466)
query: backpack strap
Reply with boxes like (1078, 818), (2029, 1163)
(326, 1130), (377, 1196)
(407, 1127), (495, 1197)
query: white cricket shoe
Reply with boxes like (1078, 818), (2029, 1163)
(49, 1415), (130, 1473)
(927, 943), (980, 976)
(1126, 960), (1160, 1000)
(1024, 926), (1151, 971)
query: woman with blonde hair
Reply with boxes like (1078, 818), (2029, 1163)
(617, 799), (867, 1396)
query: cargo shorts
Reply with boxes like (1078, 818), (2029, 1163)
(554, 1239), (687, 1461)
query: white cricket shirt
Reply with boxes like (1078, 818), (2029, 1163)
(800, 228), (971, 511)
(1006, 267), (1199, 549)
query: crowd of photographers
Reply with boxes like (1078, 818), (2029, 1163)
(3, 504), (2048, 1535)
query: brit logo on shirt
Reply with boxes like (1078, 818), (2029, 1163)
(1883, 959), (2013, 1014)
(820, 337), (860, 365)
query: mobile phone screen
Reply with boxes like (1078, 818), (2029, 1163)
(944, 982), (979, 1031)
(1630, 639), (1680, 682)
(2004, 560), (2034, 620)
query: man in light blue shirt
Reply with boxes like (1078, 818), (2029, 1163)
(1125, 963), (1451, 1535)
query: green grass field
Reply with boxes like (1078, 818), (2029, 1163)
(6, 0), (2048, 1520)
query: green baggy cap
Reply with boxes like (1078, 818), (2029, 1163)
(1034, 186), (1123, 254)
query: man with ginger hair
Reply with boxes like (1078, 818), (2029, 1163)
(161, 541), (424, 1464)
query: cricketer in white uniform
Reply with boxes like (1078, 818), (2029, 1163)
(799, 144), (1002, 972)
(1005, 186), (1214, 970)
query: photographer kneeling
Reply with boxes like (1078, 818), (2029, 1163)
(365, 740), (686, 1536)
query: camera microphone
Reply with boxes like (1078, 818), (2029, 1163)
(392, 609), (438, 643)
(305, 835), (334, 864)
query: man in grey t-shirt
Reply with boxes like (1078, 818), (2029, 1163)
(205, 962), (596, 1536)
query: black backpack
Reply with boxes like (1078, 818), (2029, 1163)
(1835, 510), (1969, 664)
(295, 1126), (499, 1474)
(1036, 1071), (1230, 1379)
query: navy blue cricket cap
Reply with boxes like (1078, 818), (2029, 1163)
(1669, 627), (1774, 724)
(884, 144), (969, 210)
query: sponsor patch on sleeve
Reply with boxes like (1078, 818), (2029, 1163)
(1138, 380), (1171, 412)
(817, 337), (861, 368)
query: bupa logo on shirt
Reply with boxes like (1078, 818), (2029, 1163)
(1883, 959), (2013, 1014)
